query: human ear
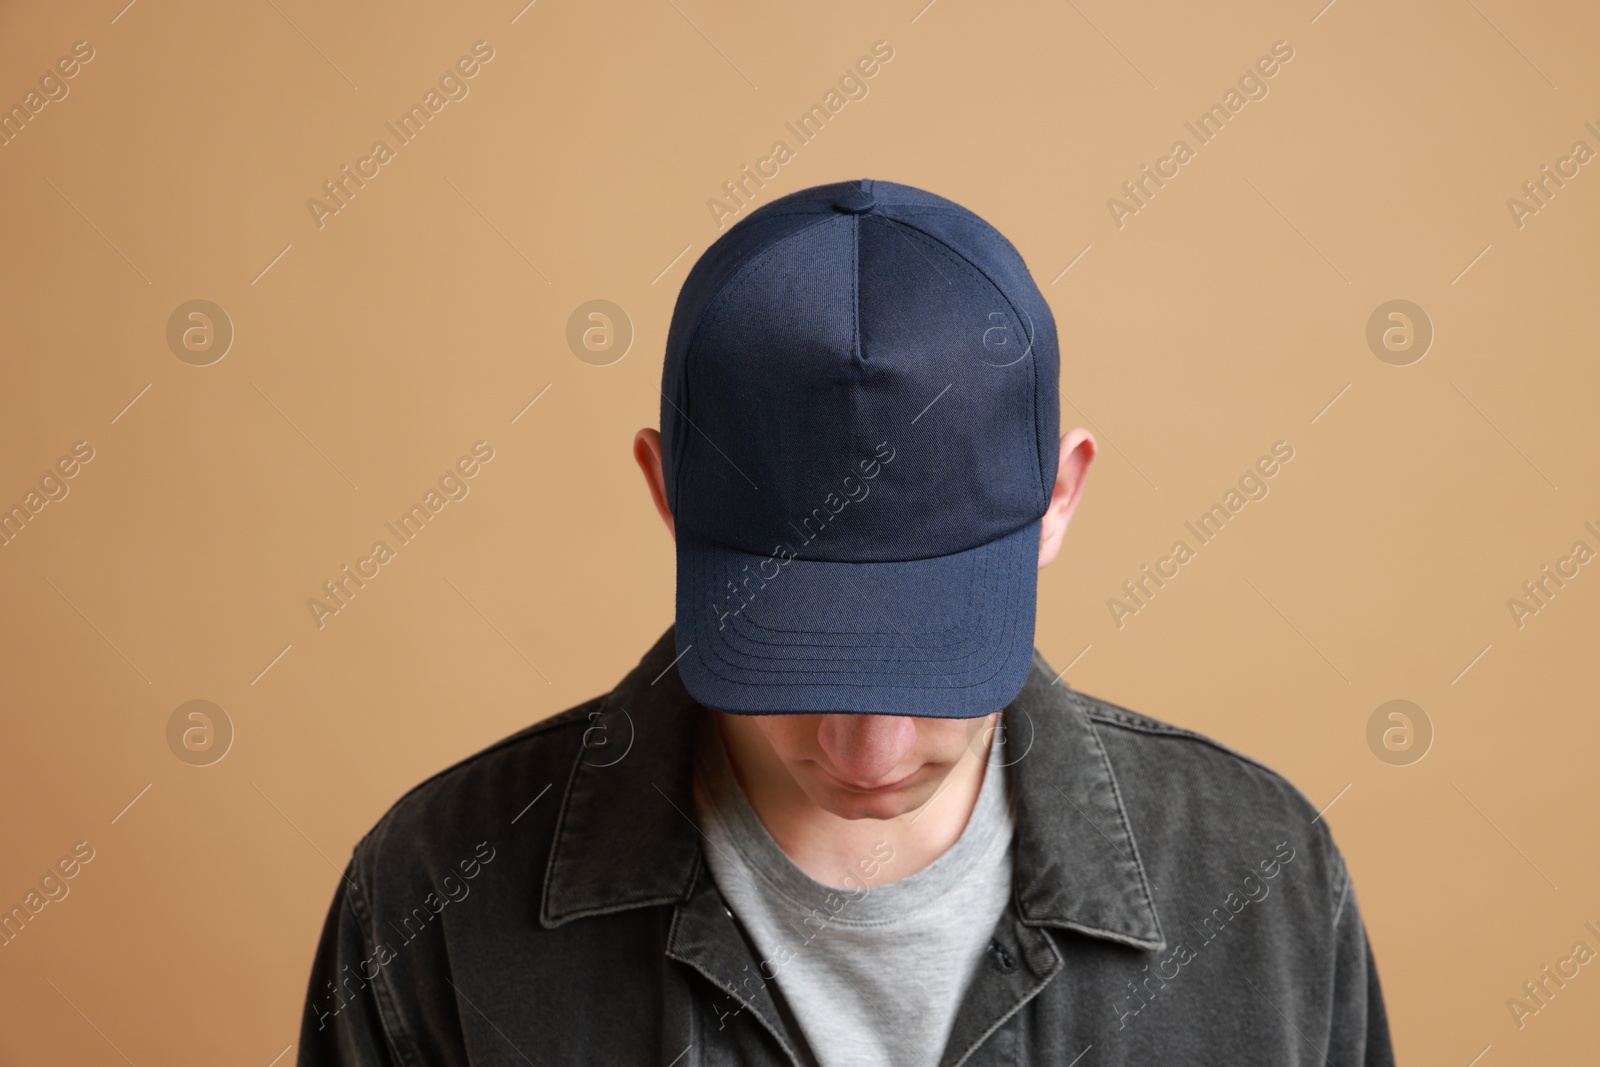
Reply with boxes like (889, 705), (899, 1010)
(633, 428), (675, 539)
(1038, 429), (1096, 569)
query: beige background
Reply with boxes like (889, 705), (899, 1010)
(1, 0), (1596, 1063)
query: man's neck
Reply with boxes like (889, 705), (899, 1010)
(713, 712), (997, 891)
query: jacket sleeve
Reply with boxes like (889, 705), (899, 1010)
(1326, 865), (1396, 1066)
(297, 865), (403, 1067)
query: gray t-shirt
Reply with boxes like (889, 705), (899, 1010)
(692, 714), (1015, 1067)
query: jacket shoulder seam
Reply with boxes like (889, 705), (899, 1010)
(1069, 688), (1337, 837)
(355, 696), (602, 860)
(341, 866), (421, 1065)
(1072, 689), (1300, 792)
(1329, 845), (1354, 928)
(1068, 687), (1347, 899)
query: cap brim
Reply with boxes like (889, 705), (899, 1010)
(673, 519), (1040, 717)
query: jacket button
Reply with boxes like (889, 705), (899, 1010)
(723, 906), (734, 918)
(988, 939), (1017, 974)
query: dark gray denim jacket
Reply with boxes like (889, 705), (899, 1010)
(299, 626), (1395, 1066)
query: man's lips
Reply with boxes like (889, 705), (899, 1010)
(821, 766), (921, 795)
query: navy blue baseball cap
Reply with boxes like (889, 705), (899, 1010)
(660, 178), (1060, 718)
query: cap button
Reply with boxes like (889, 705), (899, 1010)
(833, 186), (876, 214)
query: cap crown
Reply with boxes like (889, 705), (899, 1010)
(661, 179), (1059, 563)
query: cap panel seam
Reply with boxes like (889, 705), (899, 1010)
(852, 213), (862, 367)
(670, 213), (839, 514)
(851, 213), (863, 459)
(872, 216), (1046, 508)
(889, 204), (1036, 276)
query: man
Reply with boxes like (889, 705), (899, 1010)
(300, 179), (1394, 1065)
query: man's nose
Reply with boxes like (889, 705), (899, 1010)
(816, 714), (917, 782)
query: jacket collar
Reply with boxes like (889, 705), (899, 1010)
(540, 626), (1165, 952)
